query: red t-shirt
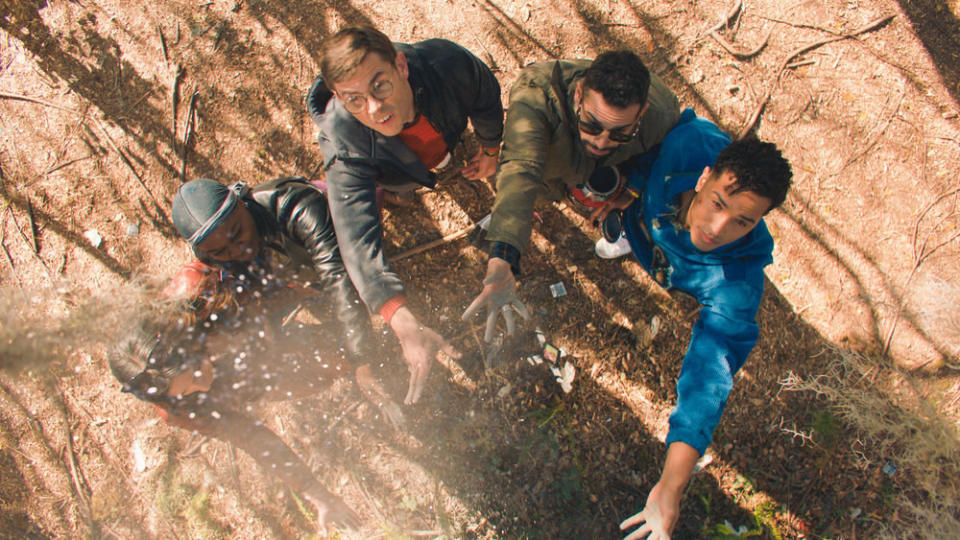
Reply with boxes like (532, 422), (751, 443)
(398, 114), (449, 170)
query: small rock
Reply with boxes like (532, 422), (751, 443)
(125, 222), (139, 237)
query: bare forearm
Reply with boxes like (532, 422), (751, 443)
(659, 441), (700, 493)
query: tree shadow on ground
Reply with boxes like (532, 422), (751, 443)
(894, 0), (960, 108)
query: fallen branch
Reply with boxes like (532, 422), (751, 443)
(737, 14), (895, 139)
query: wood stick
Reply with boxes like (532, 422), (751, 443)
(391, 223), (477, 261)
(737, 14), (894, 139)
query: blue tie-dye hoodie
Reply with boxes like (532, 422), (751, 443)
(622, 108), (773, 455)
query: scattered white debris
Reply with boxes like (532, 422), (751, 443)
(550, 361), (576, 393)
(497, 383), (513, 399)
(132, 439), (147, 472)
(649, 315), (661, 341)
(83, 229), (102, 248)
(549, 281), (567, 298)
(693, 452), (714, 473)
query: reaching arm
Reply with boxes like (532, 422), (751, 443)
(620, 442), (699, 540)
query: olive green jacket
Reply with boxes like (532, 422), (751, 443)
(486, 59), (680, 255)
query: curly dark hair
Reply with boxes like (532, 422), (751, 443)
(714, 138), (793, 213)
(582, 50), (651, 108)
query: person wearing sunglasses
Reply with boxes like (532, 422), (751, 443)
(307, 26), (502, 403)
(463, 51), (680, 341)
(584, 110), (793, 539)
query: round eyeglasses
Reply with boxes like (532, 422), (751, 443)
(339, 79), (395, 113)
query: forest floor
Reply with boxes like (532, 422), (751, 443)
(2, 0), (960, 538)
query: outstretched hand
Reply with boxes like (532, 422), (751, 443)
(462, 257), (531, 342)
(304, 485), (361, 536)
(619, 482), (679, 540)
(389, 306), (461, 404)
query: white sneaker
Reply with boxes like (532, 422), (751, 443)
(595, 236), (632, 259)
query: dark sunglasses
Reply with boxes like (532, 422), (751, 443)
(576, 104), (640, 143)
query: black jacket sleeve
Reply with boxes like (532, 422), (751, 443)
(253, 178), (376, 361)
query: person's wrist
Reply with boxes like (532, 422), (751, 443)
(388, 306), (419, 338)
(378, 294), (407, 325)
(487, 241), (521, 276)
(481, 145), (500, 157)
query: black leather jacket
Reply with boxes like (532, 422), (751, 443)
(307, 39), (503, 313)
(213, 176), (374, 361)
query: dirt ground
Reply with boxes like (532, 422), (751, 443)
(2, 0), (960, 538)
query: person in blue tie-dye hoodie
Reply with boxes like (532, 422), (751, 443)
(591, 108), (793, 539)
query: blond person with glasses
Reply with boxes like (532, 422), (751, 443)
(463, 51), (681, 341)
(307, 27), (503, 405)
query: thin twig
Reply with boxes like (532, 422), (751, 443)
(180, 87), (198, 182)
(738, 14), (895, 139)
(172, 64), (184, 140)
(212, 22), (226, 51)
(24, 197), (38, 254)
(785, 59), (817, 69)
(754, 15), (843, 35)
(883, 184), (960, 357)
(700, 0), (743, 39)
(391, 222), (478, 261)
(124, 87), (155, 115)
(710, 27), (772, 59)
(43, 153), (95, 176)
(0, 207), (24, 287)
(833, 91), (903, 175)
(53, 383), (94, 529)
(157, 24), (168, 62)
(0, 91), (78, 114)
(94, 120), (154, 201)
(7, 204), (54, 281)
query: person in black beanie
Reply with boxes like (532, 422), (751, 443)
(112, 176), (406, 534)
